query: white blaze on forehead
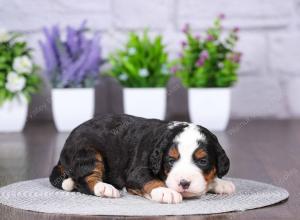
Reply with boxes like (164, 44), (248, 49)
(174, 124), (206, 159)
(165, 124), (208, 196)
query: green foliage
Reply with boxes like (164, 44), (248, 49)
(174, 17), (241, 88)
(0, 32), (41, 106)
(108, 31), (170, 87)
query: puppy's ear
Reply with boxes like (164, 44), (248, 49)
(149, 139), (167, 175)
(199, 126), (230, 178)
(215, 142), (230, 178)
(149, 124), (188, 175)
(149, 129), (174, 175)
(210, 134), (230, 178)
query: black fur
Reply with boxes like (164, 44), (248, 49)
(49, 162), (67, 190)
(49, 114), (229, 194)
(149, 123), (188, 177)
(198, 126), (230, 178)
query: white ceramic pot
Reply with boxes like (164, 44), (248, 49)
(188, 88), (231, 131)
(123, 88), (166, 120)
(0, 96), (28, 132)
(52, 88), (95, 132)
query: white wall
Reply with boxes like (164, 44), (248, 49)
(1, 0), (300, 119)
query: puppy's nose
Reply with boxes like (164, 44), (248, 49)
(179, 179), (191, 189)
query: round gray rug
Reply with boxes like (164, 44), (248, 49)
(0, 178), (288, 216)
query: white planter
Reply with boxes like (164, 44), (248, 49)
(188, 88), (231, 131)
(0, 96), (28, 132)
(52, 88), (95, 132)
(123, 88), (166, 120)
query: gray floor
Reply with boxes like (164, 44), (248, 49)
(0, 120), (299, 219)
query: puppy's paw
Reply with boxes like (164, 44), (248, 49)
(211, 178), (235, 194)
(94, 182), (120, 198)
(150, 187), (183, 204)
(62, 178), (75, 192)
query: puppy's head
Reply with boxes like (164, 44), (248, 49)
(150, 122), (229, 198)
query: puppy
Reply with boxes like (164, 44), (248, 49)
(50, 114), (235, 204)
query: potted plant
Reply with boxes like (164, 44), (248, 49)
(108, 31), (171, 119)
(40, 22), (102, 132)
(0, 30), (40, 132)
(173, 15), (241, 130)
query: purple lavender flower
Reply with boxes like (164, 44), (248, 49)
(182, 23), (190, 34)
(40, 22), (102, 88)
(195, 34), (201, 40)
(206, 34), (214, 42)
(181, 41), (187, 47)
(233, 27), (240, 33)
(170, 65), (179, 74)
(200, 50), (209, 60)
(230, 52), (242, 63)
(195, 50), (209, 67)
(218, 13), (226, 20)
(195, 58), (204, 67)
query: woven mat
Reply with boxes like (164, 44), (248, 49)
(0, 178), (288, 216)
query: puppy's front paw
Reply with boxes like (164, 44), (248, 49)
(211, 179), (235, 194)
(62, 178), (75, 192)
(150, 187), (183, 204)
(94, 182), (120, 198)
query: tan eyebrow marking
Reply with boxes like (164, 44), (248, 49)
(168, 146), (180, 159)
(194, 148), (207, 159)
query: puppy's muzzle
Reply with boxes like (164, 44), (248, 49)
(179, 179), (191, 190)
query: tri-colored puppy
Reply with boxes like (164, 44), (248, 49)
(50, 114), (235, 204)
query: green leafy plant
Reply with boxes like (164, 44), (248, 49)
(0, 30), (41, 106)
(173, 15), (241, 88)
(108, 31), (170, 87)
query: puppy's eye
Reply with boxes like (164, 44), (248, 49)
(196, 158), (208, 166)
(168, 158), (176, 166)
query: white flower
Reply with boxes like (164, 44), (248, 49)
(128, 47), (136, 55)
(5, 72), (26, 93)
(13, 56), (33, 74)
(119, 73), (128, 81)
(139, 68), (149, 77)
(0, 28), (10, 43)
(218, 62), (224, 68)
